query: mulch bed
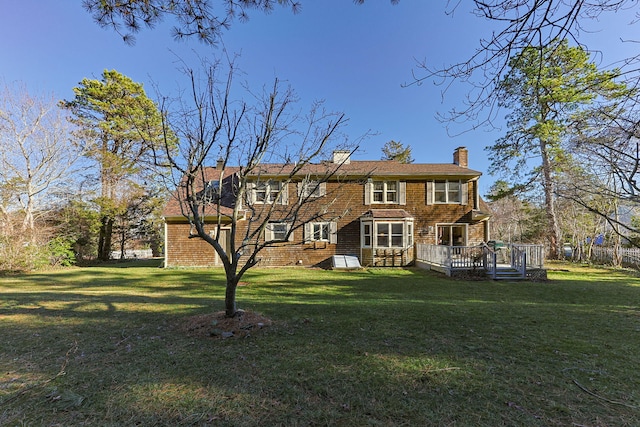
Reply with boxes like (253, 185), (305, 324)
(177, 310), (273, 339)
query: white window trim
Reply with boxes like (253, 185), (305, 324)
(298, 180), (326, 198)
(265, 222), (293, 242)
(361, 222), (372, 248)
(373, 181), (396, 204)
(361, 219), (414, 249)
(249, 180), (288, 205)
(436, 223), (468, 246)
(365, 181), (406, 205)
(427, 180), (468, 205)
(375, 221), (406, 248)
(304, 221), (337, 244)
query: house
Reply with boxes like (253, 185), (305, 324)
(162, 146), (491, 268)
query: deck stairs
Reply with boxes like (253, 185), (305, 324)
(491, 266), (527, 280)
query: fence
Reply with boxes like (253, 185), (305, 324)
(589, 246), (640, 268)
(110, 248), (154, 259)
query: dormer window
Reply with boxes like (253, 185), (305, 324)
(205, 180), (219, 194)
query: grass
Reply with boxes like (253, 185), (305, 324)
(1, 261), (639, 426)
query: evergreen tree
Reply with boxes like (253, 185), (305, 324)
(61, 70), (170, 261)
(488, 39), (627, 258)
(381, 140), (414, 163)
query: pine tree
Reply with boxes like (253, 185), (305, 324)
(381, 140), (414, 163)
(61, 70), (170, 260)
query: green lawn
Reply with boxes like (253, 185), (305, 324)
(1, 261), (639, 426)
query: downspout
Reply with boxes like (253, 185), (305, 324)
(485, 219), (490, 242)
(164, 220), (169, 268)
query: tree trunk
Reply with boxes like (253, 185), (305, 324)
(613, 205), (622, 267)
(225, 278), (238, 317)
(540, 142), (562, 259)
(98, 216), (114, 261)
(119, 224), (126, 260)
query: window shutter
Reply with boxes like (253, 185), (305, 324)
(319, 182), (327, 197)
(329, 221), (338, 244)
(364, 181), (372, 205)
(426, 181), (433, 205)
(461, 181), (468, 205)
(399, 181), (406, 205)
(264, 223), (272, 241)
(304, 222), (312, 242)
(246, 181), (256, 204)
(297, 182), (303, 197)
(280, 182), (289, 205)
(287, 224), (294, 242)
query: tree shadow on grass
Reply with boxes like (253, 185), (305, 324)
(2, 265), (639, 426)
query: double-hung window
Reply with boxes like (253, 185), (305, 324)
(312, 222), (330, 241)
(299, 180), (326, 198)
(372, 181), (397, 203)
(362, 223), (372, 247)
(251, 180), (286, 204)
(265, 222), (292, 241)
(366, 181), (405, 205)
(304, 221), (337, 244)
(431, 180), (463, 204)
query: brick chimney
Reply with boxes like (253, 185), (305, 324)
(216, 158), (224, 169)
(453, 147), (468, 168)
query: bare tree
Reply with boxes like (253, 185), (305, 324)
(0, 82), (79, 241)
(159, 59), (356, 317)
(413, 1), (640, 132)
(560, 105), (640, 246)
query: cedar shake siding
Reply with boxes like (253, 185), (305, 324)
(163, 147), (491, 268)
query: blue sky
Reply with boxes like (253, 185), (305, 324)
(1, 1), (636, 195)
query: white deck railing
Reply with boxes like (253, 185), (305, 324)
(511, 244), (545, 269)
(416, 242), (545, 275)
(416, 244), (486, 269)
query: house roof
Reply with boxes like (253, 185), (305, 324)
(163, 167), (241, 219)
(163, 157), (482, 218)
(243, 160), (481, 179)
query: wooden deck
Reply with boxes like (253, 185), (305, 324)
(415, 243), (546, 280)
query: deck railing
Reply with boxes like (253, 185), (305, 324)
(416, 244), (486, 269)
(482, 243), (497, 278)
(511, 244), (544, 268)
(511, 245), (526, 276)
(416, 242), (544, 275)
